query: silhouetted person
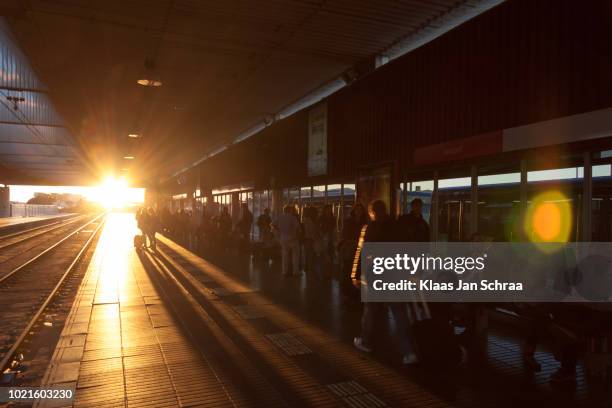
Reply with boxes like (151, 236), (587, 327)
(144, 207), (159, 249)
(135, 207), (146, 242)
(397, 198), (430, 241)
(237, 203), (253, 245)
(354, 200), (417, 365)
(339, 203), (369, 282)
(272, 205), (301, 276)
(257, 208), (272, 240)
(302, 206), (320, 273)
(218, 207), (232, 249)
(318, 204), (336, 262)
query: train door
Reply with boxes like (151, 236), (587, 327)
(591, 158), (612, 241)
(441, 200), (465, 242)
(477, 164), (521, 242)
(326, 184), (342, 232)
(437, 170), (472, 242)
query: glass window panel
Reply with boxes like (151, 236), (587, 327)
(526, 165), (581, 242)
(407, 180), (433, 224)
(439, 177), (471, 189)
(528, 167), (583, 182)
(438, 172), (472, 242)
(478, 173), (520, 185)
(327, 184), (342, 198)
(343, 183), (356, 200)
(593, 164), (611, 178)
(326, 184), (342, 220)
(592, 160), (612, 241)
(289, 188), (300, 202)
(341, 183), (356, 220)
(477, 171), (521, 242)
(310, 185), (326, 209)
(313, 185), (325, 197)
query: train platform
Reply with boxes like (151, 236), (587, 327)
(38, 213), (610, 408)
(0, 214), (75, 234)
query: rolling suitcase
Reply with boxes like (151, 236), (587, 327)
(409, 290), (462, 365)
(133, 234), (144, 249)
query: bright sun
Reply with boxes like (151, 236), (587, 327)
(92, 176), (131, 209)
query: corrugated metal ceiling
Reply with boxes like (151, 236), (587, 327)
(0, 20), (85, 185)
(3, 0), (502, 185)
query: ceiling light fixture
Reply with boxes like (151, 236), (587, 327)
(123, 155), (135, 160)
(137, 58), (162, 87)
(137, 78), (162, 87)
(128, 133), (141, 138)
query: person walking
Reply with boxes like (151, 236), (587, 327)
(339, 203), (369, 281)
(272, 205), (301, 276)
(318, 204), (336, 262)
(144, 207), (159, 250)
(257, 208), (272, 240)
(302, 206), (320, 273)
(237, 203), (254, 250)
(353, 200), (418, 365)
(396, 198), (429, 241)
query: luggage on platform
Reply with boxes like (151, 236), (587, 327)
(134, 234), (144, 249)
(410, 290), (462, 365)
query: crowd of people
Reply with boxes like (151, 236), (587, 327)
(134, 197), (604, 384)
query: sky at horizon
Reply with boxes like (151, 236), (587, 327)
(8, 184), (145, 205)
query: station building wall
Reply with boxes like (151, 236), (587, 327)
(188, 0), (612, 191)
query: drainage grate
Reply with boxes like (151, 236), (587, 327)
(327, 381), (368, 397)
(265, 332), (313, 356)
(344, 393), (387, 408)
(327, 381), (387, 408)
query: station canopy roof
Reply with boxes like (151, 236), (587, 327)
(1, 0), (501, 186)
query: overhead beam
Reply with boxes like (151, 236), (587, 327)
(0, 153), (75, 158)
(0, 86), (48, 94)
(0, 141), (71, 147)
(0, 120), (65, 128)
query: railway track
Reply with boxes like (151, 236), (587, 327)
(0, 215), (98, 280)
(0, 214), (84, 252)
(0, 213), (106, 378)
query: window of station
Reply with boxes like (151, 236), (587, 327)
(343, 183), (356, 203)
(591, 151), (612, 241)
(253, 191), (261, 222)
(261, 190), (271, 210)
(327, 184), (342, 219)
(221, 194), (232, 215)
(289, 188), (300, 206)
(437, 170), (472, 242)
(397, 182), (406, 215)
(524, 156), (584, 243)
(312, 185), (326, 208)
(406, 178), (433, 224)
(300, 186), (312, 211)
(339, 183), (356, 222)
(477, 165), (521, 242)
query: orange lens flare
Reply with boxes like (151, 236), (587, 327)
(532, 202), (561, 241)
(524, 191), (572, 246)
